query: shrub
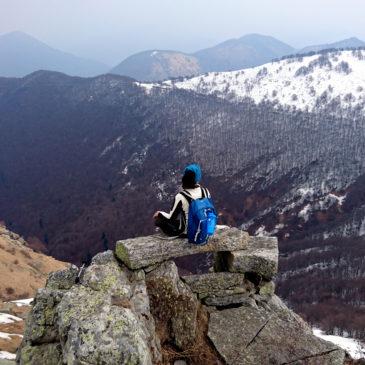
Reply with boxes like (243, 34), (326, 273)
(5, 287), (15, 295)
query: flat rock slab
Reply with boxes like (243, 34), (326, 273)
(203, 292), (253, 306)
(227, 236), (278, 280)
(182, 272), (255, 306)
(116, 228), (249, 270)
(182, 272), (248, 293)
(208, 302), (345, 365)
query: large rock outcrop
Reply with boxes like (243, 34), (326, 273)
(18, 228), (350, 365)
(17, 251), (161, 365)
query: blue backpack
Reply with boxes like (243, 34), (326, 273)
(180, 187), (218, 245)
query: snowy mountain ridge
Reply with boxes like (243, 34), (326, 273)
(151, 49), (365, 114)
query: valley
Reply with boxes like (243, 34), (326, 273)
(0, 49), (364, 344)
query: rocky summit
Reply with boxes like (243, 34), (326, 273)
(17, 228), (348, 364)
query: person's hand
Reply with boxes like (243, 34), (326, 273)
(153, 211), (160, 219)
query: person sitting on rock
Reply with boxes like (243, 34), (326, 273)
(153, 163), (211, 237)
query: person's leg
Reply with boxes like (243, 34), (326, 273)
(154, 214), (181, 236)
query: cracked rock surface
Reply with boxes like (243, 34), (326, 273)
(17, 230), (349, 365)
(208, 295), (346, 365)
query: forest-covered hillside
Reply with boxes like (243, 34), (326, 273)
(0, 65), (364, 339)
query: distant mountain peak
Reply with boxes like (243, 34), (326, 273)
(111, 50), (202, 82)
(299, 37), (365, 54)
(0, 31), (108, 77)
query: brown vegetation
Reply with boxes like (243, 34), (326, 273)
(0, 224), (68, 301)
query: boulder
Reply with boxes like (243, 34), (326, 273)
(146, 260), (199, 350)
(208, 295), (346, 365)
(46, 265), (78, 290)
(258, 280), (275, 296)
(203, 290), (253, 306)
(182, 272), (255, 306)
(57, 285), (153, 365)
(18, 233), (351, 365)
(17, 343), (62, 365)
(21, 288), (64, 344)
(182, 272), (247, 293)
(226, 236), (278, 280)
(116, 227), (249, 269)
(17, 250), (161, 365)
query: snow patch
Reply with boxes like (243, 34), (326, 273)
(313, 328), (365, 359)
(359, 217), (365, 236)
(100, 135), (123, 157)
(0, 332), (23, 340)
(0, 313), (22, 324)
(298, 204), (311, 222)
(9, 298), (33, 307)
(298, 188), (315, 197)
(255, 225), (270, 237)
(329, 193), (346, 206)
(0, 351), (16, 360)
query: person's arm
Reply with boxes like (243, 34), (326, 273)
(159, 194), (184, 220)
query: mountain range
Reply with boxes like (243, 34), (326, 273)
(112, 34), (365, 81)
(0, 31), (108, 77)
(1, 31), (365, 80)
(0, 48), (364, 340)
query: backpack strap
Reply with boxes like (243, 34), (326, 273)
(180, 190), (193, 204)
(201, 187), (207, 198)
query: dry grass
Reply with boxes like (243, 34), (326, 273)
(0, 226), (68, 301)
(0, 335), (22, 353)
(0, 304), (29, 354)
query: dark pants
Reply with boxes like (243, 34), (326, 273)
(154, 214), (185, 237)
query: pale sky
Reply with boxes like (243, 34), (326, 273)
(0, 0), (364, 66)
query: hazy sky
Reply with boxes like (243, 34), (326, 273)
(0, 0), (364, 66)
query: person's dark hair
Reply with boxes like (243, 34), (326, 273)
(182, 170), (197, 189)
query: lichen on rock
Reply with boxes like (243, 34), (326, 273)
(146, 260), (199, 350)
(17, 250), (161, 365)
(17, 229), (350, 365)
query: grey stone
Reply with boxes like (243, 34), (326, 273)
(22, 288), (64, 344)
(57, 286), (154, 365)
(227, 236), (278, 280)
(18, 254), (162, 365)
(116, 227), (249, 269)
(182, 273), (256, 306)
(146, 260), (199, 350)
(204, 291), (252, 306)
(258, 280), (275, 295)
(208, 300), (346, 365)
(80, 254), (131, 296)
(182, 272), (248, 294)
(46, 265), (78, 290)
(17, 343), (62, 365)
(90, 249), (116, 265)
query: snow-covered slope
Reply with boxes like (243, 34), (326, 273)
(313, 328), (365, 359)
(168, 49), (365, 113)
